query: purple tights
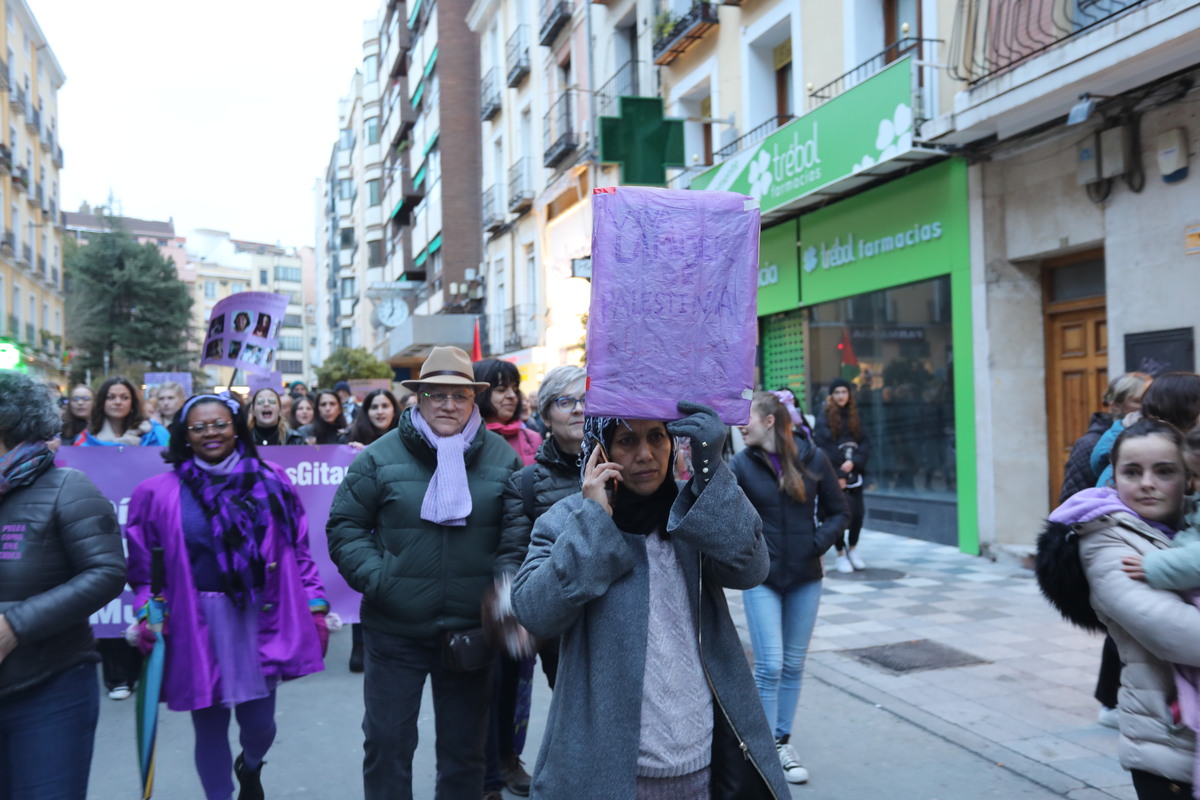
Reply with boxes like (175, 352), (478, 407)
(190, 690), (277, 800)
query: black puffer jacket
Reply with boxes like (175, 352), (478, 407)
(496, 436), (581, 576)
(813, 408), (869, 483)
(0, 462), (125, 700)
(729, 436), (848, 590)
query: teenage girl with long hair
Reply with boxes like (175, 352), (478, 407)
(814, 378), (870, 574)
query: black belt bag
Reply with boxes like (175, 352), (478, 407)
(442, 627), (493, 673)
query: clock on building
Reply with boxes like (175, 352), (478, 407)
(376, 296), (409, 328)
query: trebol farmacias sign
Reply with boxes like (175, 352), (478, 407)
(798, 159), (969, 306)
(690, 57), (917, 212)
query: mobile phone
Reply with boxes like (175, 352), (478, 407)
(595, 441), (618, 497)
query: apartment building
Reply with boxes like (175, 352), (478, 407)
(466, 0), (621, 387)
(316, 21), (385, 370)
(0, 0), (65, 381)
(232, 239), (317, 387)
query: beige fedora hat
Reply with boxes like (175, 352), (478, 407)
(400, 346), (490, 391)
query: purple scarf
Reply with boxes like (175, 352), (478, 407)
(411, 405), (483, 526)
(0, 441), (53, 498)
(175, 443), (300, 608)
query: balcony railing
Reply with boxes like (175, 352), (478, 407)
(20, 243), (31, 265)
(714, 114), (793, 161)
(595, 60), (645, 118)
(507, 158), (534, 213)
(809, 37), (940, 111)
(543, 90), (578, 168)
(0, 144), (11, 174)
(37, 254), (45, 277)
(503, 304), (541, 351)
(481, 67), (501, 121)
(483, 185), (504, 232)
(53, 145), (63, 168)
(35, 183), (43, 208)
(506, 25), (530, 87)
(12, 165), (27, 192)
(653, 1), (719, 66)
(0, 60), (7, 90)
(539, 0), (571, 46)
(24, 182), (37, 207)
(8, 84), (23, 113)
(949, 0), (1150, 85)
(1, 231), (13, 251)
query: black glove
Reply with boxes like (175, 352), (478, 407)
(666, 401), (726, 495)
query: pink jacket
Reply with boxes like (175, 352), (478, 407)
(488, 421), (542, 467)
(124, 464), (326, 711)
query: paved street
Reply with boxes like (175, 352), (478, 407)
(87, 529), (1125, 799)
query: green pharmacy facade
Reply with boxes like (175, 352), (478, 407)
(693, 59), (977, 552)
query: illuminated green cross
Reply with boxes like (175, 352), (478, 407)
(598, 97), (686, 186)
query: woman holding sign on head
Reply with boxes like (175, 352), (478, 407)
(0, 370), (126, 800)
(512, 403), (790, 800)
(124, 394), (329, 800)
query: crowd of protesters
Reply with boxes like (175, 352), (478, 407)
(0, 356), (900, 800)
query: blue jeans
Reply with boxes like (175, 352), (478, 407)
(742, 580), (822, 740)
(0, 661), (100, 800)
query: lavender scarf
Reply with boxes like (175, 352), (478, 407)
(411, 405), (483, 526)
(175, 443), (300, 608)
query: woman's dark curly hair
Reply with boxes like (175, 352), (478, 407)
(343, 389), (400, 446)
(473, 358), (525, 423)
(310, 390), (347, 444)
(0, 370), (62, 448)
(89, 376), (144, 436)
(163, 396), (260, 465)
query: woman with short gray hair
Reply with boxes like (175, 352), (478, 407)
(0, 369), (126, 798)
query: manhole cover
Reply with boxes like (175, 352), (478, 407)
(841, 639), (988, 675)
(825, 567), (906, 582)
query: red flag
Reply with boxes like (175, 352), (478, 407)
(471, 319), (482, 361)
(838, 326), (857, 366)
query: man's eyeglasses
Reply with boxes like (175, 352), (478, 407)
(186, 420), (233, 434)
(553, 396), (585, 411)
(421, 391), (474, 406)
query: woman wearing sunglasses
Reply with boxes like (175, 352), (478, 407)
(125, 394), (329, 800)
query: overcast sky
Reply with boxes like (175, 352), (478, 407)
(32, 0), (381, 248)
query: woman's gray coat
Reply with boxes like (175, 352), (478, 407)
(511, 464), (789, 799)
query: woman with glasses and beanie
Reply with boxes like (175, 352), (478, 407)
(0, 370), (126, 800)
(125, 394), (329, 800)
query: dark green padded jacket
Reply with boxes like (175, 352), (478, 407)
(326, 410), (522, 639)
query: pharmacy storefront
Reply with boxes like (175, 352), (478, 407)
(693, 57), (976, 549)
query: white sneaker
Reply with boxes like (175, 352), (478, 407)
(1097, 706), (1119, 728)
(847, 549), (866, 570)
(776, 741), (809, 784)
(835, 553), (854, 573)
(108, 685), (131, 701)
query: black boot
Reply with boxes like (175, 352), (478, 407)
(349, 622), (364, 673)
(234, 752), (265, 800)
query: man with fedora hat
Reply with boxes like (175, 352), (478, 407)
(328, 346), (522, 800)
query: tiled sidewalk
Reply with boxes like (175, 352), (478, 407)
(726, 529), (1134, 800)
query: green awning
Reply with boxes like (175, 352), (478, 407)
(414, 248), (428, 267)
(411, 80), (424, 109)
(429, 233), (442, 253)
(422, 132), (439, 157)
(407, 0), (422, 28)
(414, 165), (427, 187)
(389, 198), (404, 220)
(424, 47), (438, 77)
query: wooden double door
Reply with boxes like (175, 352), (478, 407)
(1045, 299), (1108, 503)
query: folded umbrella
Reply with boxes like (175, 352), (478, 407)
(136, 547), (166, 799)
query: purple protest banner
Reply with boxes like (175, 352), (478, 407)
(587, 186), (760, 425)
(201, 291), (288, 376)
(143, 372), (193, 398)
(56, 446), (362, 637)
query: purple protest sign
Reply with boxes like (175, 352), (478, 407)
(587, 186), (760, 425)
(56, 446), (362, 637)
(144, 372), (193, 398)
(248, 371), (284, 396)
(201, 291), (288, 376)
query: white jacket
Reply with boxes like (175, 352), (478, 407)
(1078, 512), (1200, 782)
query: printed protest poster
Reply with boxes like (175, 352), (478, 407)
(586, 186), (760, 424)
(200, 291), (288, 376)
(55, 446), (363, 636)
(143, 371), (193, 399)
(248, 371), (284, 396)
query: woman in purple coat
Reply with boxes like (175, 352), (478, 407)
(125, 394), (329, 800)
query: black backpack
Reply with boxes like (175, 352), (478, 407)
(1034, 520), (1105, 634)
